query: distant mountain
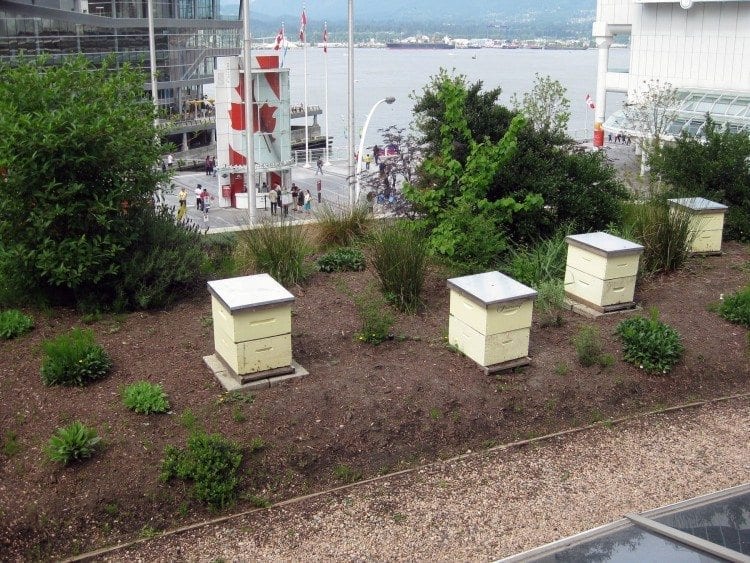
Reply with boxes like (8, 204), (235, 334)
(224, 0), (596, 38)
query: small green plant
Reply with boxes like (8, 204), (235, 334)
(199, 315), (213, 328)
(718, 285), (750, 328)
(616, 309), (684, 373)
(2, 430), (21, 457)
(46, 421), (101, 465)
(313, 202), (372, 248)
(161, 431), (244, 509)
(231, 406), (246, 423)
(0, 309), (34, 339)
(368, 221), (428, 313)
(333, 464), (362, 484)
(554, 362), (569, 376)
(316, 247), (366, 273)
(122, 381), (170, 414)
(179, 408), (198, 430)
(353, 286), (394, 345)
(573, 325), (605, 367)
(40, 328), (112, 386)
(247, 437), (266, 452)
(535, 280), (566, 328)
(428, 407), (442, 421)
(233, 217), (313, 287)
(243, 493), (272, 508)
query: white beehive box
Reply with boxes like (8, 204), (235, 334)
(207, 274), (294, 376)
(565, 232), (644, 312)
(668, 197), (728, 253)
(447, 272), (537, 368)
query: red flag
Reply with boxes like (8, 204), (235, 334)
(585, 94), (596, 109)
(323, 22), (328, 53)
(299, 9), (307, 42)
(274, 27), (284, 51)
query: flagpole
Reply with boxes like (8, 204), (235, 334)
(242, 0), (256, 222)
(302, 6), (310, 167)
(324, 22), (330, 165)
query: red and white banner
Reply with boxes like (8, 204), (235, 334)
(585, 94), (596, 109)
(323, 22), (328, 53)
(273, 27), (284, 51)
(299, 9), (307, 42)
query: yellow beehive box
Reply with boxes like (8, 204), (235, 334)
(448, 315), (530, 367)
(565, 232), (643, 311)
(447, 272), (537, 367)
(207, 274), (294, 376)
(668, 197), (728, 253)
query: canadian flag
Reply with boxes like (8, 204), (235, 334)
(299, 8), (307, 42)
(273, 27), (284, 51)
(585, 94), (596, 109)
(323, 22), (328, 53)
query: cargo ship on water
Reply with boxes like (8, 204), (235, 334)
(386, 35), (455, 50)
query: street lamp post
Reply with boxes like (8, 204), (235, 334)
(355, 97), (395, 202)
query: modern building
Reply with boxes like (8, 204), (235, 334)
(592, 0), (750, 142)
(0, 0), (242, 149)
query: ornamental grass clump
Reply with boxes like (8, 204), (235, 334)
(616, 309), (684, 374)
(717, 285), (750, 328)
(122, 381), (170, 414)
(161, 431), (243, 510)
(41, 328), (112, 386)
(314, 202), (372, 249)
(0, 309), (34, 340)
(46, 421), (101, 465)
(368, 220), (428, 313)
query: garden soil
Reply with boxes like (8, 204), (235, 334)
(1, 243), (749, 560)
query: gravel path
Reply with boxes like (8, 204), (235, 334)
(96, 397), (750, 562)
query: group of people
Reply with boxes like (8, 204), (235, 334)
(204, 156), (217, 176)
(268, 183), (312, 216)
(608, 132), (632, 145)
(176, 184), (212, 222)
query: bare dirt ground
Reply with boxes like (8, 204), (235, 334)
(1, 242), (749, 560)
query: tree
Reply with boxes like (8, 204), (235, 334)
(510, 73), (570, 138)
(622, 79), (679, 174)
(649, 116), (750, 241)
(0, 56), (197, 309)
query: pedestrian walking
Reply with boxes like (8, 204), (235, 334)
(364, 153), (372, 170)
(205, 156), (211, 176)
(291, 183), (299, 212)
(315, 158), (324, 175)
(195, 184), (203, 211)
(269, 186), (278, 215)
(211, 156), (217, 176)
(177, 187), (187, 221)
(373, 144), (380, 165)
(297, 188), (305, 212)
(167, 154), (173, 168)
(303, 189), (312, 212)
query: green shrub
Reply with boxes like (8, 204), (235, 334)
(41, 328), (112, 386)
(234, 218), (313, 287)
(200, 232), (239, 279)
(122, 381), (170, 414)
(535, 280), (565, 328)
(505, 230), (568, 288)
(718, 285), (750, 328)
(353, 286), (395, 345)
(46, 421), (101, 465)
(573, 325), (610, 367)
(316, 247), (366, 273)
(333, 463), (362, 484)
(368, 221), (428, 313)
(616, 309), (684, 373)
(314, 203), (372, 249)
(161, 431), (243, 510)
(0, 309), (34, 339)
(622, 197), (694, 275)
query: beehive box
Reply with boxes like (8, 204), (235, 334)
(447, 272), (537, 368)
(565, 232), (643, 312)
(668, 197), (728, 253)
(207, 274), (294, 376)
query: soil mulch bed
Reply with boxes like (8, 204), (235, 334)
(1, 243), (749, 560)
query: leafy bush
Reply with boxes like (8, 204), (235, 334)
(353, 286), (395, 345)
(41, 328), (112, 386)
(0, 309), (34, 339)
(46, 421), (101, 465)
(368, 221), (428, 313)
(234, 218), (313, 287)
(313, 203), (372, 249)
(717, 285), (750, 328)
(616, 309), (684, 373)
(122, 381), (170, 414)
(200, 232), (239, 279)
(505, 230), (568, 287)
(573, 325), (607, 367)
(316, 247), (366, 273)
(114, 206), (205, 310)
(622, 198), (694, 274)
(161, 431), (243, 510)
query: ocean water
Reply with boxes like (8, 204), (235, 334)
(278, 46), (629, 150)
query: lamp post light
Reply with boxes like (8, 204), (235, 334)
(355, 96), (395, 202)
